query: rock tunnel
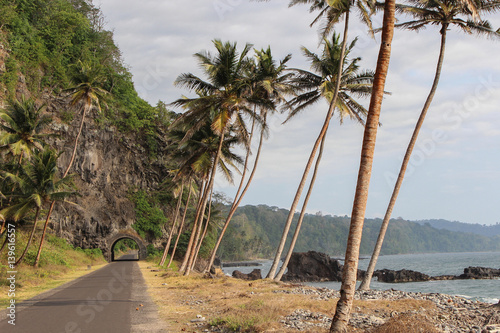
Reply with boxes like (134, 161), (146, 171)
(106, 231), (148, 262)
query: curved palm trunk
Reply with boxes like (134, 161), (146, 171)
(185, 187), (212, 274)
(159, 183), (184, 266)
(275, 133), (327, 281)
(191, 186), (214, 271)
(33, 200), (56, 267)
(15, 207), (41, 266)
(168, 182), (194, 268)
(205, 113), (267, 272)
(330, 0), (396, 331)
(32, 103), (88, 265)
(266, 92), (336, 279)
(64, 103), (88, 178)
(231, 112), (256, 206)
(358, 26), (448, 291)
(179, 179), (207, 273)
(267, 11), (350, 280)
(184, 132), (225, 276)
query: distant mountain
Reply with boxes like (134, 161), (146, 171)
(217, 204), (500, 261)
(413, 219), (500, 237)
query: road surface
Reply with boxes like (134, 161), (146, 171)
(0, 255), (167, 332)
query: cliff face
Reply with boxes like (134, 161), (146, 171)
(44, 97), (169, 250)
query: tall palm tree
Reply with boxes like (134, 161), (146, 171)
(205, 47), (297, 273)
(274, 35), (375, 281)
(266, 0), (375, 280)
(1, 148), (74, 266)
(171, 39), (255, 275)
(169, 114), (244, 274)
(34, 61), (109, 266)
(359, 0), (500, 291)
(64, 60), (108, 178)
(0, 97), (53, 236)
(330, 0), (396, 330)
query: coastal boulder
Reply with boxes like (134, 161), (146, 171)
(232, 269), (262, 281)
(282, 251), (344, 282)
(373, 269), (431, 283)
(458, 266), (500, 279)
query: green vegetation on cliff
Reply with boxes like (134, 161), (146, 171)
(217, 205), (500, 260)
(0, 0), (176, 154)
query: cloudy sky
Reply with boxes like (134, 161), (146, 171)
(97, 0), (500, 225)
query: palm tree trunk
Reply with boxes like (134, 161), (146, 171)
(358, 26), (448, 291)
(191, 186), (214, 271)
(168, 181), (194, 268)
(159, 183), (184, 266)
(330, 0), (396, 331)
(63, 104), (88, 178)
(205, 113), (267, 273)
(275, 133), (327, 281)
(179, 179), (207, 273)
(33, 200), (56, 267)
(266, 94), (336, 279)
(231, 111), (256, 206)
(184, 131), (225, 276)
(15, 207), (41, 266)
(267, 11), (351, 280)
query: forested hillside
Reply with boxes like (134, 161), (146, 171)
(217, 205), (500, 260)
(414, 219), (500, 237)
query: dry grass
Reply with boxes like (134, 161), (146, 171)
(138, 262), (438, 332)
(370, 313), (441, 333)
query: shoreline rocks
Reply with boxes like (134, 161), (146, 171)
(277, 287), (500, 332)
(281, 251), (500, 283)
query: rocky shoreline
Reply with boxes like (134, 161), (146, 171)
(282, 251), (500, 283)
(278, 287), (500, 332)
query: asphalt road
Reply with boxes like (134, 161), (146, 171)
(0, 255), (167, 333)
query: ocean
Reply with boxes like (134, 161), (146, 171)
(221, 251), (500, 304)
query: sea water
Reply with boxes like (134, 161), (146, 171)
(221, 252), (500, 304)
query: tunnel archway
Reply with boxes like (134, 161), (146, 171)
(106, 231), (147, 262)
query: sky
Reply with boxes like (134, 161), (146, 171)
(97, 0), (500, 225)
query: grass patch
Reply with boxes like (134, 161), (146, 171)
(0, 228), (107, 307)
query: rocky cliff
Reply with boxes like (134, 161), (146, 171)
(44, 96), (169, 252)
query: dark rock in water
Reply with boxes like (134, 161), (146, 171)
(232, 269), (262, 281)
(373, 269), (431, 283)
(458, 266), (500, 279)
(282, 251), (366, 282)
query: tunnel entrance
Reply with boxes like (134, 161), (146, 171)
(106, 231), (147, 262)
(111, 238), (140, 261)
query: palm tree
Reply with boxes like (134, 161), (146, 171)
(329, 0), (396, 330)
(205, 47), (297, 273)
(159, 180), (184, 266)
(265, 0), (376, 280)
(0, 97), (53, 237)
(274, 35), (375, 281)
(171, 39), (255, 274)
(33, 61), (109, 266)
(169, 113), (244, 274)
(64, 60), (108, 178)
(1, 148), (74, 266)
(358, 0), (500, 291)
